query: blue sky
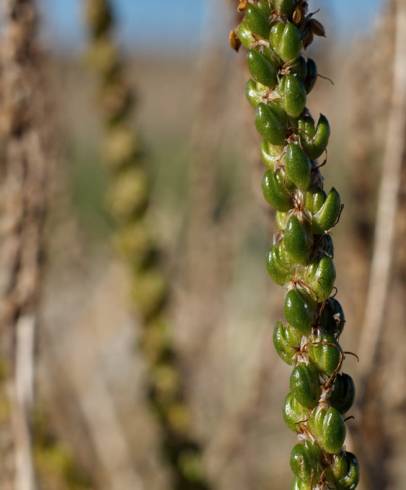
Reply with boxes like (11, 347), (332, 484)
(39, 0), (384, 53)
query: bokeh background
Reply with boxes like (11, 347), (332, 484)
(6, 0), (405, 489)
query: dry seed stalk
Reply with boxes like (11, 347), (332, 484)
(232, 1), (359, 488)
(83, 1), (211, 488)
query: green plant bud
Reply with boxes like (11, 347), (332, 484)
(337, 453), (360, 489)
(274, 0), (296, 16)
(305, 256), (336, 302)
(248, 49), (278, 88)
(261, 140), (284, 168)
(291, 477), (312, 490)
(273, 321), (302, 365)
(270, 22), (302, 63)
(299, 114), (331, 159)
(284, 215), (312, 264)
(319, 298), (346, 337)
(288, 56), (308, 79)
(262, 169), (293, 211)
(266, 243), (292, 285)
(304, 58), (318, 93)
(309, 406), (346, 454)
(330, 373), (355, 414)
(309, 333), (341, 375)
(328, 452), (360, 490)
(290, 362), (321, 408)
(290, 440), (323, 483)
(276, 211), (289, 230)
(237, 22), (256, 49)
(256, 102), (288, 145)
(103, 125), (139, 168)
(284, 288), (316, 334)
(312, 188), (342, 233)
(282, 392), (311, 432)
(257, 0), (273, 17)
(132, 270), (168, 321)
(284, 143), (312, 190)
(244, 4), (271, 39)
(245, 79), (267, 108)
(304, 187), (326, 214)
(279, 75), (307, 118)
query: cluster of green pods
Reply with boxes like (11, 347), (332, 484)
(234, 1), (359, 488)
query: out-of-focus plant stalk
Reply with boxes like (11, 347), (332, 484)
(83, 1), (212, 489)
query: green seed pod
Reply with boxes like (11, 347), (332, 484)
(256, 102), (288, 145)
(270, 22), (302, 63)
(305, 186), (326, 214)
(288, 56), (308, 80)
(291, 477), (312, 490)
(282, 392), (311, 432)
(276, 211), (289, 230)
(299, 114), (331, 159)
(284, 215), (312, 264)
(261, 140), (284, 168)
(279, 75), (307, 118)
(304, 256), (336, 302)
(312, 188), (342, 233)
(245, 79), (267, 108)
(274, 0), (297, 17)
(237, 22), (256, 49)
(308, 333), (341, 375)
(319, 297), (346, 337)
(290, 440), (323, 483)
(248, 49), (278, 88)
(284, 288), (316, 334)
(309, 406), (346, 454)
(266, 242), (292, 285)
(257, 0), (273, 17)
(290, 363), (321, 408)
(329, 373), (355, 414)
(304, 58), (318, 94)
(328, 452), (360, 490)
(244, 4), (271, 39)
(284, 143), (312, 190)
(273, 321), (302, 365)
(262, 169), (293, 211)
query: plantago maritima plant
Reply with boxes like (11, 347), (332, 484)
(84, 1), (211, 489)
(231, 1), (359, 488)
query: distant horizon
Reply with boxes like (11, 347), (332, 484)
(39, 0), (384, 53)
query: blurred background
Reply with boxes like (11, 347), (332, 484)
(1, 0), (405, 489)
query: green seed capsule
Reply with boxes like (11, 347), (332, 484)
(319, 298), (346, 337)
(261, 140), (284, 168)
(330, 373), (355, 414)
(262, 169), (292, 211)
(288, 56), (308, 79)
(270, 22), (302, 63)
(291, 477), (312, 490)
(274, 0), (296, 16)
(273, 321), (302, 365)
(305, 187), (326, 214)
(245, 4), (271, 39)
(305, 256), (336, 302)
(290, 440), (323, 483)
(284, 143), (312, 190)
(329, 452), (360, 490)
(237, 22), (256, 49)
(312, 188), (342, 233)
(309, 406), (346, 454)
(257, 0), (273, 17)
(284, 288), (316, 334)
(279, 75), (307, 118)
(299, 114), (331, 159)
(266, 243), (292, 285)
(284, 215), (312, 264)
(245, 79), (267, 108)
(309, 333), (341, 375)
(283, 392), (311, 432)
(276, 211), (289, 230)
(290, 363), (321, 408)
(304, 58), (318, 93)
(248, 49), (278, 88)
(255, 102), (288, 145)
